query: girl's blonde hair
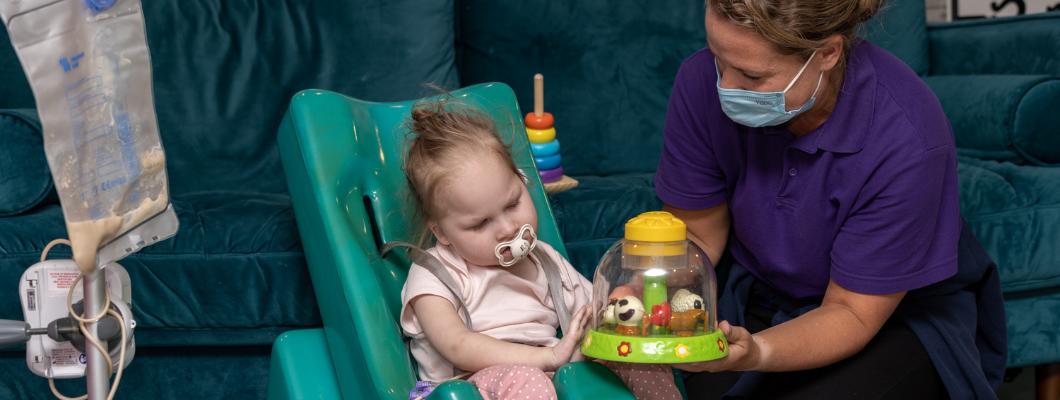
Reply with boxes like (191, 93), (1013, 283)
(402, 94), (522, 248)
(707, 0), (885, 84)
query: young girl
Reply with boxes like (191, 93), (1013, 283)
(398, 95), (682, 400)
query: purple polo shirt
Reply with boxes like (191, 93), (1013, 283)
(655, 41), (961, 299)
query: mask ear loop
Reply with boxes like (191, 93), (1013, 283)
(782, 49), (819, 94)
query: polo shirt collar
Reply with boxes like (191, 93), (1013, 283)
(761, 41), (877, 155)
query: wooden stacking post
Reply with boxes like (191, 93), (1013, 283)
(534, 73), (544, 117)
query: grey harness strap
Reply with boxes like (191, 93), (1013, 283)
(380, 242), (572, 335)
(381, 242), (474, 331)
(532, 246), (572, 334)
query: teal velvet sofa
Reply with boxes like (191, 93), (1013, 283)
(0, 0), (1058, 398)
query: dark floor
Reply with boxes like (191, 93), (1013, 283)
(997, 368), (1035, 400)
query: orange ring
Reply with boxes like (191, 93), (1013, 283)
(524, 112), (554, 130)
(526, 127), (556, 143)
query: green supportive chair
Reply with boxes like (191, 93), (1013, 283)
(266, 83), (651, 400)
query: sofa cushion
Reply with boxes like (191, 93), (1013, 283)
(926, 75), (1060, 166)
(0, 109), (52, 217)
(0, 192), (319, 346)
(0, 0), (460, 196)
(550, 173), (662, 277)
(1003, 289), (1060, 368)
(862, 0), (929, 76)
(142, 0), (459, 195)
(927, 13), (1060, 77)
(457, 0), (707, 177)
(958, 156), (1060, 293)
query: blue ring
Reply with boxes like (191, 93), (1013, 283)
(531, 140), (560, 157)
(534, 153), (562, 170)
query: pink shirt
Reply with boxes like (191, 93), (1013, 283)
(400, 241), (592, 381)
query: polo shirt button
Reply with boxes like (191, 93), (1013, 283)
(788, 168), (797, 177)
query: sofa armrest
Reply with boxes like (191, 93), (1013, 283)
(923, 75), (1060, 165)
(927, 13), (1060, 76)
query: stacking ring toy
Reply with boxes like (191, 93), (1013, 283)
(534, 153), (562, 170)
(539, 166), (564, 183)
(531, 140), (560, 157)
(526, 127), (556, 144)
(527, 73), (569, 187)
(525, 112), (554, 130)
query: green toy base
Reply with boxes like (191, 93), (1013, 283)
(581, 327), (728, 363)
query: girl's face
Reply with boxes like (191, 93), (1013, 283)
(430, 155), (538, 266)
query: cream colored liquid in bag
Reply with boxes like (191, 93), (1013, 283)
(1, 0), (176, 272)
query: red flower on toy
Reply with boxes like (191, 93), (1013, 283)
(650, 302), (671, 326)
(617, 342), (632, 357)
(718, 338), (726, 352)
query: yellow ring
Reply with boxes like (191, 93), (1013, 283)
(526, 127), (556, 144)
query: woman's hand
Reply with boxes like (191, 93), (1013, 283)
(671, 320), (764, 373)
(546, 305), (591, 369)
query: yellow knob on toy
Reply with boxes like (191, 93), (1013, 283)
(625, 211), (687, 242)
(622, 211), (687, 256)
(526, 127), (556, 144)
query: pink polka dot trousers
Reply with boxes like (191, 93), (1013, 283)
(467, 364), (557, 400)
(599, 360), (683, 400)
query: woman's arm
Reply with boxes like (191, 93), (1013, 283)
(751, 281), (904, 371)
(664, 202), (730, 267)
(676, 280), (905, 372)
(411, 294), (589, 373)
(664, 202), (906, 372)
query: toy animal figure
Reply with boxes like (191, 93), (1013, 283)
(670, 289), (707, 337)
(613, 296), (645, 336)
(671, 289), (704, 313)
(670, 309), (705, 337)
(642, 302), (672, 337)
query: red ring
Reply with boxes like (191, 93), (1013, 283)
(524, 112), (554, 130)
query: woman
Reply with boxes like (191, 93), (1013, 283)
(654, 0), (1007, 398)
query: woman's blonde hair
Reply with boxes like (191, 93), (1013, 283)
(707, 0), (885, 81)
(402, 94), (522, 248)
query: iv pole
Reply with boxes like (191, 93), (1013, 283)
(84, 269), (109, 400)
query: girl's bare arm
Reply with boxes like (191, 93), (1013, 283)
(411, 294), (588, 373)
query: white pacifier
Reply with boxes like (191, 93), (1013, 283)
(495, 224), (537, 267)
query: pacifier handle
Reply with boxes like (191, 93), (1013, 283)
(494, 224), (537, 267)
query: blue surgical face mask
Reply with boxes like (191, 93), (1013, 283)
(716, 49), (823, 128)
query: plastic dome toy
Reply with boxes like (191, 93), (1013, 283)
(581, 211), (728, 363)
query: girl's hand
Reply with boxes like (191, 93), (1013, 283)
(546, 305), (591, 370)
(671, 320), (763, 372)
